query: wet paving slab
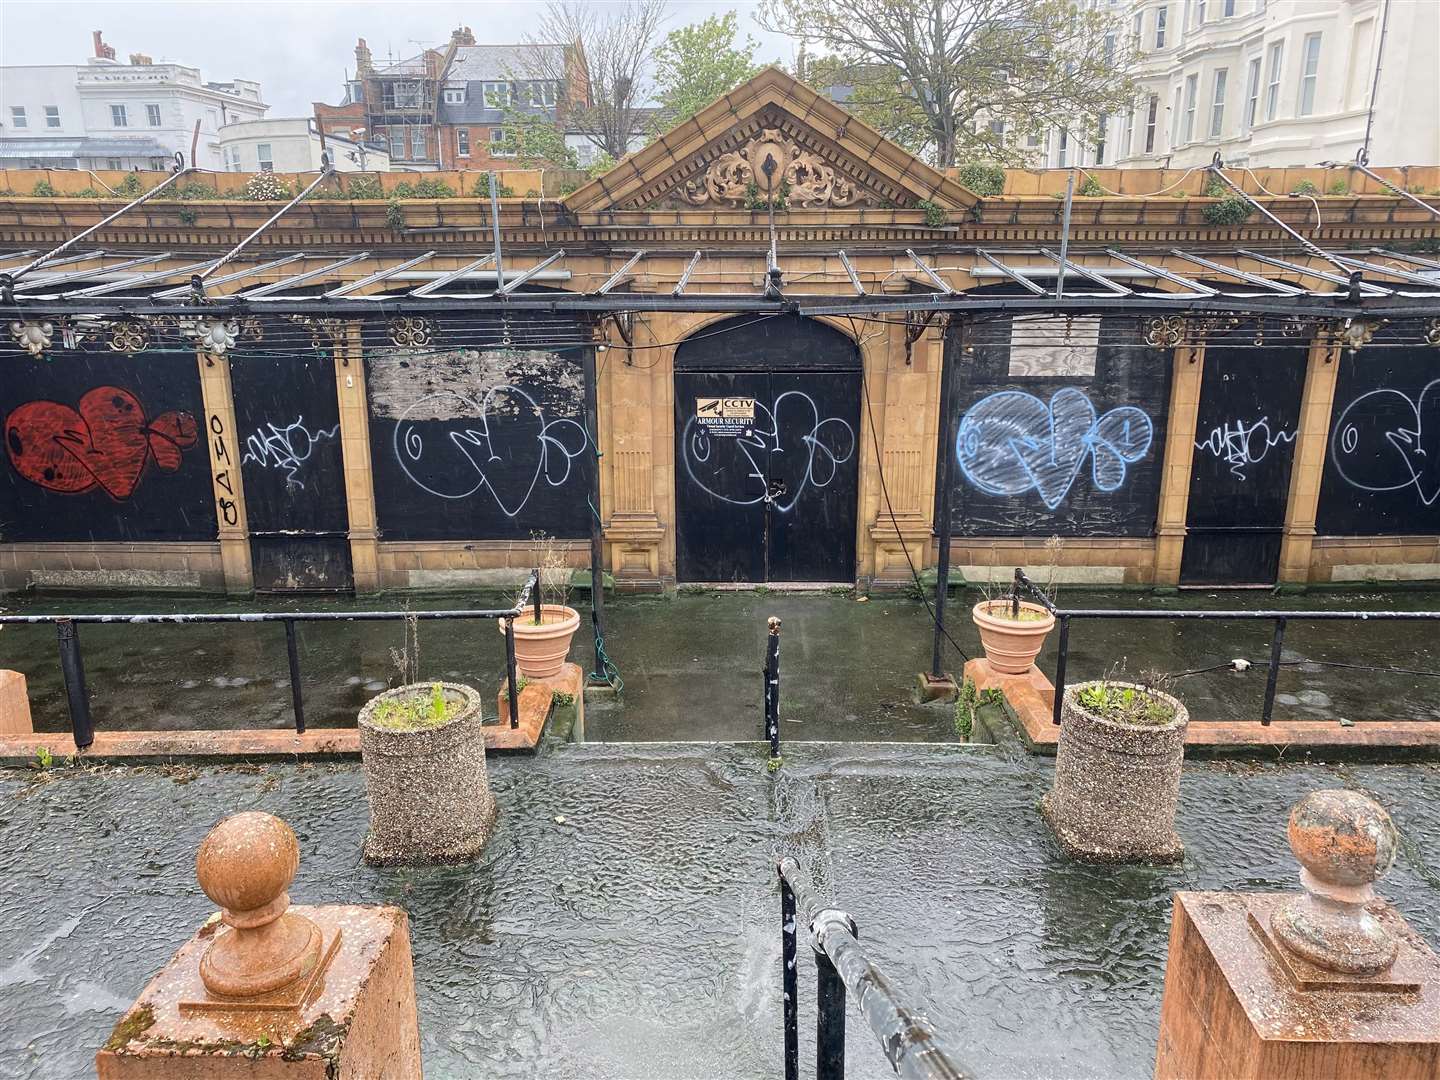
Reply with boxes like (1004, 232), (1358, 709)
(1, 743), (1438, 1079)
(1, 585), (1438, 742)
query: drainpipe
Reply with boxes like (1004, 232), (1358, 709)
(1361, 0), (1393, 159)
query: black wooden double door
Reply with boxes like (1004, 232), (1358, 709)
(674, 370), (860, 582)
(1180, 346), (1307, 585)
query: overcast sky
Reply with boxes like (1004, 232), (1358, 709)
(0, 0), (797, 116)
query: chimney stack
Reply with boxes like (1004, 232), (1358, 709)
(354, 37), (372, 75)
(92, 31), (116, 61)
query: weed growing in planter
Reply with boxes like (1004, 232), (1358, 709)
(369, 682), (459, 731)
(1075, 666), (1178, 727)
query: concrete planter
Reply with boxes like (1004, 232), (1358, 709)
(358, 681), (496, 866)
(500, 604), (580, 679)
(971, 600), (1056, 674)
(1041, 681), (1188, 863)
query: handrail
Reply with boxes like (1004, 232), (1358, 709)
(13, 571), (538, 749)
(778, 857), (973, 1080)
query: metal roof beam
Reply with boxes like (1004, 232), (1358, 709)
(15, 253), (171, 292)
(838, 250), (866, 296)
(324, 251), (438, 298)
(1168, 249), (1306, 294)
(975, 249), (1046, 295)
(1039, 248), (1130, 294)
(1371, 248), (1440, 271)
(410, 254), (495, 296)
(196, 165), (337, 291)
(1332, 254), (1440, 288)
(671, 251), (702, 297)
(241, 253), (371, 298)
(595, 251), (645, 295)
(1235, 249), (1390, 295)
(906, 248), (955, 294)
(498, 249), (567, 295)
(153, 253), (311, 298)
(1101, 249), (1215, 294)
(68, 259), (220, 297)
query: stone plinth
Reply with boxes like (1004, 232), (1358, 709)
(96, 904), (420, 1079)
(0, 670), (33, 735)
(1155, 891), (1440, 1079)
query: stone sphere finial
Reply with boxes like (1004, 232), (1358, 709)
(195, 812), (322, 998)
(1271, 790), (1400, 975)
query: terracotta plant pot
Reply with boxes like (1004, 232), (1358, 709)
(971, 599), (1056, 674)
(357, 681), (496, 866)
(1041, 681), (1189, 863)
(499, 603), (580, 679)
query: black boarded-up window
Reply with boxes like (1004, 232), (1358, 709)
(365, 314), (592, 541)
(1317, 341), (1440, 536)
(0, 346), (216, 542)
(939, 313), (1171, 537)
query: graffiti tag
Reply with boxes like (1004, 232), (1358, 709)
(681, 392), (854, 511)
(1194, 416), (1296, 480)
(393, 386), (588, 516)
(4, 386), (198, 500)
(241, 416), (341, 490)
(209, 413), (240, 526)
(1331, 379), (1440, 506)
(956, 387), (1153, 509)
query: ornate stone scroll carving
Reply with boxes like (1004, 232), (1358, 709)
(679, 128), (873, 209)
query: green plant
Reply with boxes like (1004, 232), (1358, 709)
(173, 181), (219, 200)
(1202, 195), (1253, 226)
(477, 174), (516, 199)
(766, 755), (783, 773)
(242, 173), (290, 201)
(1327, 179), (1350, 196)
(390, 181), (416, 199)
(412, 177), (455, 199)
(118, 174), (144, 196)
(70, 187), (102, 198)
(178, 207), (197, 225)
(1076, 175), (1104, 197)
(369, 682), (459, 730)
(31, 180), (56, 197)
(917, 198), (947, 226)
(1201, 177), (1226, 198)
(1074, 665), (1177, 727)
(345, 175), (384, 199)
(553, 691), (576, 707)
(1290, 179), (1320, 196)
(586, 152), (617, 180)
(32, 745), (53, 769)
(957, 163), (1005, 197)
(385, 197), (405, 231)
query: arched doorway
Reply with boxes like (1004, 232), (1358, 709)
(673, 315), (861, 582)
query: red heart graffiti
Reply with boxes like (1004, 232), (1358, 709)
(4, 386), (198, 500)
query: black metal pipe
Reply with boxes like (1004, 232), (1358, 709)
(504, 617), (521, 730)
(532, 565), (542, 626)
(931, 318), (961, 678)
(1010, 609), (1440, 621)
(816, 949), (847, 1080)
(583, 342), (608, 682)
(283, 619), (306, 734)
(0, 607), (531, 625)
(765, 616), (781, 757)
(1262, 617), (1287, 726)
(1052, 614), (1071, 727)
(56, 619), (93, 750)
(780, 871), (799, 1080)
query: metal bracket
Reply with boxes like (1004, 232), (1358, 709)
(904, 308), (939, 364)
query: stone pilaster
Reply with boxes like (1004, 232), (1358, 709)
(602, 308), (667, 588)
(1278, 335), (1342, 584)
(195, 350), (252, 595)
(333, 326), (381, 593)
(1153, 344), (1205, 586)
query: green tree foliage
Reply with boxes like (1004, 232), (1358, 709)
(766, 0), (1137, 168)
(651, 13), (764, 133)
(490, 98), (580, 168)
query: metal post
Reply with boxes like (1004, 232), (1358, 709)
(1262, 616), (1287, 726)
(283, 619), (305, 734)
(1011, 566), (1022, 620)
(931, 317), (961, 678)
(583, 342), (607, 683)
(780, 872), (799, 1080)
(488, 170), (505, 291)
(764, 616), (782, 756)
(56, 619), (94, 750)
(1055, 170), (1076, 300)
(815, 947), (847, 1080)
(532, 566), (542, 626)
(1052, 615), (1071, 726)
(504, 616), (521, 729)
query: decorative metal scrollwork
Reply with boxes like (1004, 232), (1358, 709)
(1142, 315), (1185, 349)
(1425, 318), (1440, 346)
(239, 317), (264, 342)
(187, 315), (239, 355)
(1334, 318), (1380, 350)
(9, 319), (54, 357)
(108, 319), (149, 355)
(388, 316), (433, 348)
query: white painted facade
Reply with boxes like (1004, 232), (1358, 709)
(1, 47), (266, 171)
(1029, 0), (1439, 170)
(218, 118), (390, 173)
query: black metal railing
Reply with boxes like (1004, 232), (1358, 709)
(1000, 569), (1440, 727)
(0, 570), (539, 749)
(778, 857), (971, 1080)
(764, 616), (782, 758)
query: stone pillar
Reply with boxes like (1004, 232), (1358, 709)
(1155, 790), (1440, 1079)
(1152, 344), (1205, 587)
(866, 317), (940, 586)
(196, 351), (252, 596)
(602, 309), (668, 589)
(96, 811), (421, 1078)
(333, 325), (381, 594)
(1278, 335), (1342, 584)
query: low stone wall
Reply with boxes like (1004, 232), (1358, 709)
(0, 542), (225, 593)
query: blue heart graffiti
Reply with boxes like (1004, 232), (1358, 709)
(956, 387), (1154, 509)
